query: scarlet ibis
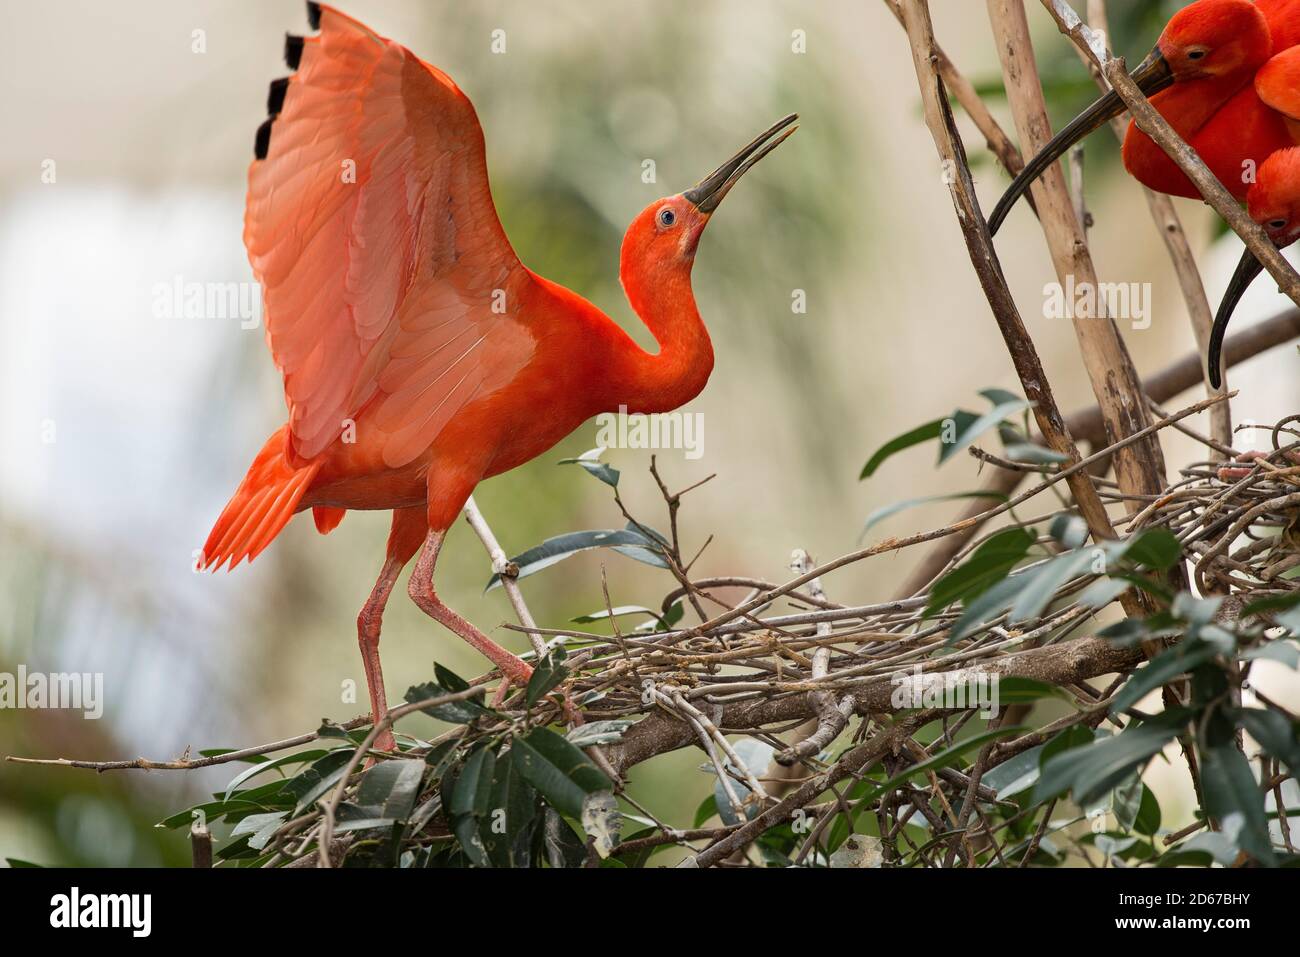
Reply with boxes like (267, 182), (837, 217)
(201, 2), (796, 749)
(1207, 145), (1300, 387)
(987, 0), (1300, 235)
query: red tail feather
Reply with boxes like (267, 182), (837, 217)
(202, 427), (320, 571)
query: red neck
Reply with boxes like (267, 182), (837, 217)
(607, 262), (714, 415)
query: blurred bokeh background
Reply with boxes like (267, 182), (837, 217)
(1, 0), (1297, 865)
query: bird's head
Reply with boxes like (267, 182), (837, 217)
(987, 0), (1270, 235)
(1248, 148), (1300, 247)
(1208, 147), (1300, 387)
(1157, 0), (1271, 81)
(620, 114), (797, 288)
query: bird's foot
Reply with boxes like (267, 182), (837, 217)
(1217, 449), (1300, 482)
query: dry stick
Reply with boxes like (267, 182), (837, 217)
(678, 392), (1227, 650)
(190, 819), (213, 869)
(986, 0), (1167, 508)
(464, 497), (618, 780)
(882, 0), (1031, 188)
(613, 629), (1146, 775)
(1054, 0), (1230, 453)
(5, 716), (372, 771)
(902, 1), (1118, 550)
(691, 712), (937, 868)
(463, 496), (547, 659)
(894, 308), (1300, 599)
(776, 549), (854, 766)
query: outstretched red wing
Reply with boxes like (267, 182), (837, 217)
(245, 4), (536, 468)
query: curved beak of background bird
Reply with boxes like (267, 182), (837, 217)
(684, 113), (799, 214)
(987, 47), (1175, 235)
(1207, 246), (1267, 389)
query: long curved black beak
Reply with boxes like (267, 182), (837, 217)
(1207, 247), (1266, 389)
(684, 113), (798, 213)
(987, 47), (1175, 236)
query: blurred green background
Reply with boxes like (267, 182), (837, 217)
(1, 0), (1297, 865)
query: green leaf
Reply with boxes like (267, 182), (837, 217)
(947, 572), (1030, 644)
(1008, 549), (1097, 624)
(1242, 640), (1300, 669)
(1241, 592), (1300, 618)
(404, 680), (487, 725)
(512, 727), (611, 818)
(286, 750), (360, 814)
(863, 491), (1007, 538)
(1126, 528), (1182, 570)
(230, 811), (289, 851)
(1077, 576), (1132, 610)
(449, 747), (497, 820)
(1002, 442), (1069, 465)
(926, 526), (1034, 614)
(435, 662), (472, 693)
(611, 521), (673, 569)
(542, 808), (587, 868)
(938, 399), (1033, 465)
(483, 748), (537, 868)
(860, 419), (944, 479)
(558, 447), (619, 487)
(1110, 640), (1219, 715)
(525, 647), (569, 709)
(1134, 785), (1162, 837)
(486, 528), (667, 590)
(1239, 707), (1300, 777)
(995, 677), (1067, 704)
(355, 758), (425, 823)
(1200, 735), (1276, 865)
(1035, 710), (1191, 806)
(979, 744), (1045, 800)
(1278, 602), (1300, 635)
(222, 749), (330, 801)
(1049, 514), (1088, 549)
(571, 605), (657, 624)
(694, 795), (719, 828)
(566, 719), (637, 748)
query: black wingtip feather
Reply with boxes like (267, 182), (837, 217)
(267, 77), (289, 116)
(254, 117), (273, 160)
(307, 2), (322, 30)
(284, 33), (304, 70)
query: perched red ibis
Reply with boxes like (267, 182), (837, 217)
(988, 0), (1300, 235)
(1208, 145), (1300, 388)
(201, 3), (796, 749)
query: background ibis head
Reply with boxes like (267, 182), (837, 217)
(986, 0), (1271, 235)
(1208, 147), (1300, 388)
(620, 114), (797, 290)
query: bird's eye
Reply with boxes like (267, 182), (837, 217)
(1269, 218), (1288, 230)
(658, 207), (677, 228)
(1187, 48), (1207, 61)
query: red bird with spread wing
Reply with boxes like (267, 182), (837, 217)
(202, 3), (795, 750)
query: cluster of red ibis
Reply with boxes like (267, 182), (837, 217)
(989, 0), (1300, 389)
